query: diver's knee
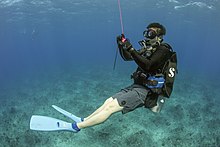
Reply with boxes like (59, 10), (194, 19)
(104, 99), (123, 113)
(104, 97), (114, 105)
(150, 97), (166, 113)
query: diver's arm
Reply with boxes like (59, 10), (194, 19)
(129, 46), (170, 72)
(129, 49), (151, 71)
(117, 44), (133, 61)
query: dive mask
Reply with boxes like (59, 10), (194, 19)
(143, 29), (157, 39)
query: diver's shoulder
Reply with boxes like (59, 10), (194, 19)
(158, 42), (173, 52)
(160, 42), (172, 49)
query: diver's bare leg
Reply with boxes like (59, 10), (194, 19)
(77, 98), (123, 129)
(151, 97), (166, 113)
(84, 97), (114, 121)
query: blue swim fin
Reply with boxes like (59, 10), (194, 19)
(52, 105), (83, 123)
(30, 115), (79, 132)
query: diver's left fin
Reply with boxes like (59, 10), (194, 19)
(52, 105), (83, 123)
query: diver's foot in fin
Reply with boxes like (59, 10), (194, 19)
(71, 115), (84, 123)
(57, 121), (80, 133)
(72, 122), (81, 132)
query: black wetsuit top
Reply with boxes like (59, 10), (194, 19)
(118, 42), (174, 108)
(126, 44), (172, 85)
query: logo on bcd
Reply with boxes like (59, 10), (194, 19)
(168, 67), (175, 78)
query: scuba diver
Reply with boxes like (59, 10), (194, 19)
(30, 22), (177, 133)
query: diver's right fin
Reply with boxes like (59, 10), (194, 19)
(30, 115), (78, 132)
(52, 105), (83, 123)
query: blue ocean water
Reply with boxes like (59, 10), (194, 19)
(0, 0), (220, 146)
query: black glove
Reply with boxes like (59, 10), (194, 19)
(116, 34), (133, 52)
(116, 34), (125, 44)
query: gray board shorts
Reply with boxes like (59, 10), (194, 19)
(112, 84), (149, 114)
